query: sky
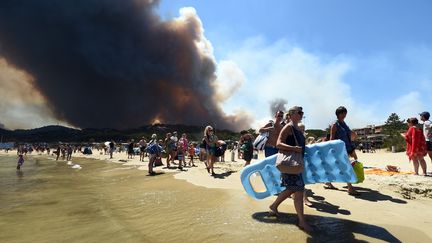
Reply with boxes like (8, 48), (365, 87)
(1, 0), (431, 131)
(157, 0), (432, 129)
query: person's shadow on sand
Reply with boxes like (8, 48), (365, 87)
(305, 190), (351, 215)
(344, 186), (407, 204)
(308, 201), (351, 215)
(252, 212), (402, 242)
(163, 166), (180, 170)
(146, 172), (165, 176)
(212, 171), (233, 179)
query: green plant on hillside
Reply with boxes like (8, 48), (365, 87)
(305, 129), (327, 138)
(382, 113), (407, 152)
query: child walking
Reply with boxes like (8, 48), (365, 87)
(17, 154), (24, 170)
(188, 143), (197, 167)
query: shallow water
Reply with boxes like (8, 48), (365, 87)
(0, 155), (424, 242)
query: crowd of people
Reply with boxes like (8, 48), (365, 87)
(6, 105), (432, 234)
(260, 106), (432, 233)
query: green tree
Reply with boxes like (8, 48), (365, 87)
(382, 113), (407, 152)
(305, 129), (327, 138)
(247, 128), (257, 135)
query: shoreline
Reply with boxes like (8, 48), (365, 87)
(2, 149), (432, 241)
(2, 148), (432, 197)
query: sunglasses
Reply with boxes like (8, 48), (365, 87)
(297, 111), (304, 115)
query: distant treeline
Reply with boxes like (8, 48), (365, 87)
(0, 124), (327, 144)
(0, 124), (242, 143)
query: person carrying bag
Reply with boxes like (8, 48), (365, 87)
(269, 106), (312, 233)
(276, 125), (304, 174)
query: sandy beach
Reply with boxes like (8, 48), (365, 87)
(2, 148), (432, 242)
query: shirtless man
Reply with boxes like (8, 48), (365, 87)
(139, 137), (147, 162)
(259, 110), (285, 157)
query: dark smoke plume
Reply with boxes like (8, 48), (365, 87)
(0, 0), (250, 131)
(269, 98), (287, 116)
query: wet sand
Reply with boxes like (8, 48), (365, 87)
(1, 149), (432, 242)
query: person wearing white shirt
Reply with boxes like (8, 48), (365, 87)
(420, 111), (432, 170)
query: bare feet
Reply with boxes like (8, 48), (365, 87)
(269, 205), (280, 217)
(323, 183), (338, 190)
(304, 198), (313, 207)
(348, 189), (360, 196)
(298, 221), (313, 233)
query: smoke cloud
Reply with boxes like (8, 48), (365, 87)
(0, 58), (64, 130)
(0, 0), (251, 131)
(269, 98), (288, 116)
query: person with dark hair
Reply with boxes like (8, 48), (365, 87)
(55, 145), (61, 161)
(16, 154), (24, 170)
(66, 145), (73, 161)
(178, 133), (189, 169)
(420, 111), (432, 170)
(239, 130), (254, 167)
(139, 137), (147, 162)
(164, 133), (172, 168)
(109, 141), (115, 159)
(188, 143), (197, 167)
(403, 117), (427, 175)
(127, 139), (135, 159)
(259, 110), (284, 157)
(170, 132), (179, 165)
(324, 106), (360, 196)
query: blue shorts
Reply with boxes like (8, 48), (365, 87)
(264, 146), (278, 157)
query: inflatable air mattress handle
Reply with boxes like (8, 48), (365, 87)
(239, 154), (285, 200)
(240, 140), (358, 200)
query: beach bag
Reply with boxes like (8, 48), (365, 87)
(352, 161), (364, 183)
(253, 132), (269, 150)
(276, 126), (304, 174)
(215, 146), (225, 157)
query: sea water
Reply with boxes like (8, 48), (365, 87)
(0, 155), (411, 242)
(0, 155), (314, 243)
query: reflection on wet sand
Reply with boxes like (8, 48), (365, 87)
(1, 155), (431, 242)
